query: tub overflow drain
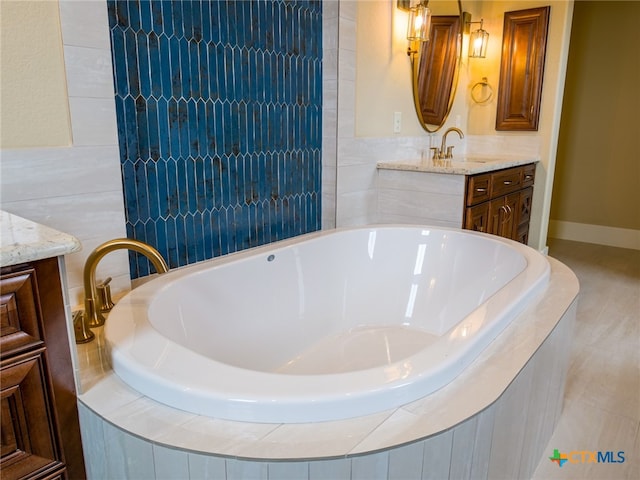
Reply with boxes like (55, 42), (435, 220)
(267, 254), (275, 262)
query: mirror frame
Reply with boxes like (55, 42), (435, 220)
(408, 1), (465, 133)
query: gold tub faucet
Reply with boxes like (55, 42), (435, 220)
(75, 238), (169, 343)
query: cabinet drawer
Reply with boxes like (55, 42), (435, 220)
(523, 163), (535, 188)
(491, 168), (523, 197)
(1, 270), (44, 360)
(466, 173), (491, 206)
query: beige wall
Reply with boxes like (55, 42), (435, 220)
(1, 1), (130, 306)
(355, 0), (471, 137)
(0, 1), (72, 147)
(550, 1), (640, 231)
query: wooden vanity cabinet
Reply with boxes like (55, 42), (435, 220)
(1, 258), (85, 479)
(464, 163), (535, 243)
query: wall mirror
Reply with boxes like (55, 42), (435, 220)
(403, 0), (465, 133)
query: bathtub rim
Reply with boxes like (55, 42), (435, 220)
(103, 225), (551, 423)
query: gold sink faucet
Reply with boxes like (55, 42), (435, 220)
(440, 127), (464, 159)
(75, 238), (169, 343)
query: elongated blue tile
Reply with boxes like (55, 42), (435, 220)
(122, 160), (138, 224)
(145, 160), (160, 220)
(168, 35), (181, 98)
(147, 32), (162, 98)
(204, 100), (216, 151)
(185, 156), (197, 213)
(177, 98), (189, 159)
(194, 156), (205, 211)
(171, 0), (183, 40)
(199, 2), (211, 43)
(110, 28), (128, 96)
(139, 0), (152, 33)
(159, 0), (174, 37)
(134, 160), (150, 223)
(146, 98), (160, 161)
(180, 1), (194, 42)
(198, 42), (209, 100)
(183, 213), (196, 264)
(123, 29), (140, 98)
(126, 0), (140, 33)
(135, 97), (149, 160)
(196, 100), (207, 158)
(176, 158), (188, 215)
(187, 98), (198, 157)
(150, 1), (163, 34)
(122, 96), (138, 161)
(217, 0), (229, 45)
(209, 0), (220, 45)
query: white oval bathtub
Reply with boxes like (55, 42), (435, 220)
(105, 226), (550, 423)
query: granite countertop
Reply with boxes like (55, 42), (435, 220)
(377, 154), (539, 175)
(0, 210), (81, 267)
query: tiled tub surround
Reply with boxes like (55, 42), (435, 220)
(76, 256), (578, 479)
(377, 156), (538, 228)
(107, 0), (323, 278)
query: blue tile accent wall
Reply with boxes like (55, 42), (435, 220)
(107, 0), (322, 278)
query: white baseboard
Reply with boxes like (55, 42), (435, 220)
(548, 220), (640, 251)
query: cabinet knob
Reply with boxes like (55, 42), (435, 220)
(476, 187), (487, 193)
(503, 180), (513, 185)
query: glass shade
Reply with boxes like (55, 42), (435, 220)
(407, 4), (431, 41)
(469, 27), (489, 58)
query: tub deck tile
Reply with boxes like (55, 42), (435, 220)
(237, 409), (393, 460)
(153, 414), (279, 456)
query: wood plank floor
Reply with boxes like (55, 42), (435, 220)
(531, 239), (639, 479)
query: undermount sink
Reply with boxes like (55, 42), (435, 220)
(459, 156), (500, 164)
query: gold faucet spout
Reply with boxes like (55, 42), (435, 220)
(82, 238), (169, 329)
(440, 127), (465, 159)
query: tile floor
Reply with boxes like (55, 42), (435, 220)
(531, 239), (639, 480)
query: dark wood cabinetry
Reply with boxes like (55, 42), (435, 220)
(1, 258), (85, 479)
(464, 163), (535, 243)
(496, 6), (550, 131)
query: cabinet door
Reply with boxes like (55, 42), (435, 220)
(1, 349), (64, 479)
(487, 193), (520, 240)
(495, 7), (550, 131)
(517, 186), (534, 226)
(465, 203), (490, 233)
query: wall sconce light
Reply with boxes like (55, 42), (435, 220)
(407, 2), (431, 42)
(398, 0), (431, 56)
(466, 19), (489, 58)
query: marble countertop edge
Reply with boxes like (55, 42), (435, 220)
(0, 210), (81, 267)
(377, 155), (539, 175)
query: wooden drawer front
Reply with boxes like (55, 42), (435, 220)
(466, 173), (491, 206)
(491, 168), (523, 197)
(522, 164), (535, 188)
(0, 270), (44, 360)
(1, 349), (64, 480)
